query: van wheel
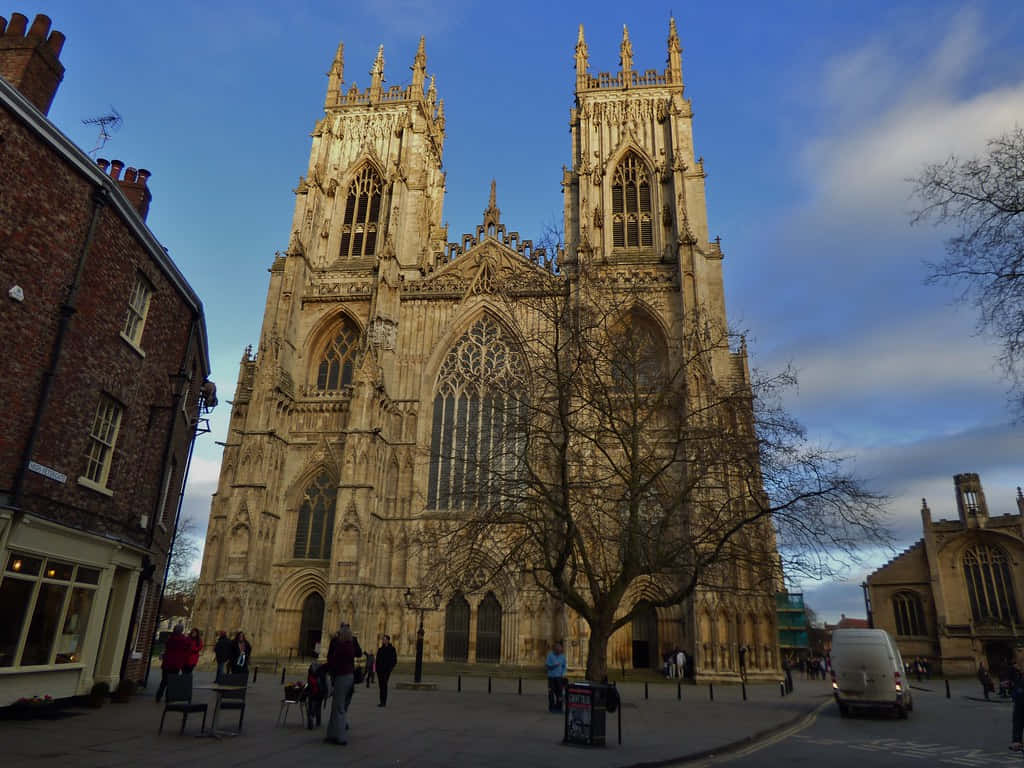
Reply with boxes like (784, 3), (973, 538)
(896, 703), (908, 719)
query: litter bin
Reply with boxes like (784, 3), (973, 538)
(564, 681), (614, 746)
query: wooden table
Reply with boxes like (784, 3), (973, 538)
(194, 684), (247, 739)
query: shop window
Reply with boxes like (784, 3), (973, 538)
(0, 552), (101, 668)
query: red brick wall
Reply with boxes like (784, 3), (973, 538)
(0, 13), (65, 115)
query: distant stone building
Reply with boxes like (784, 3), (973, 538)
(195, 21), (780, 681)
(0, 12), (214, 702)
(866, 474), (1024, 675)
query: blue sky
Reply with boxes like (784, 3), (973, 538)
(18, 1), (1024, 622)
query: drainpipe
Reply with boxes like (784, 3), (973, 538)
(12, 186), (109, 506)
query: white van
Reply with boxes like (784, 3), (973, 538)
(830, 628), (913, 718)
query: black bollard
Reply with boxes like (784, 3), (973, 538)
(945, 679), (951, 699)
(518, 678), (522, 695)
(281, 668), (286, 684)
(709, 683), (714, 701)
(677, 681), (681, 701)
(253, 666), (259, 683)
(488, 676), (492, 694)
(742, 682), (747, 701)
(644, 681), (649, 699)
(779, 681), (785, 697)
(458, 674), (461, 692)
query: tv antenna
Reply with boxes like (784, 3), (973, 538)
(82, 107), (122, 157)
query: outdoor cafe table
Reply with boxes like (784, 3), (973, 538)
(194, 683), (247, 739)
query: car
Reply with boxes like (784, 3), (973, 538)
(830, 628), (913, 718)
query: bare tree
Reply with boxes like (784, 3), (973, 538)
(418, 261), (888, 680)
(163, 516), (200, 620)
(911, 127), (1024, 413)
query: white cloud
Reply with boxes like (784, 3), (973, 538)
(802, 8), (1024, 223)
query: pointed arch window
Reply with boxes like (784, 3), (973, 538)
(293, 471), (337, 559)
(339, 165), (383, 259)
(891, 591), (926, 636)
(963, 544), (1018, 623)
(427, 316), (525, 510)
(316, 317), (360, 390)
(610, 308), (667, 390)
(611, 153), (653, 249)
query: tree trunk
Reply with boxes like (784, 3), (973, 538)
(585, 621), (612, 681)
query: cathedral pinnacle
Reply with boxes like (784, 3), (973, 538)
(427, 74), (437, 106)
(411, 35), (427, 92)
(325, 42), (344, 108)
(619, 24), (633, 75)
(370, 43), (385, 101)
(575, 24), (589, 91)
(483, 179), (501, 230)
(667, 17), (683, 86)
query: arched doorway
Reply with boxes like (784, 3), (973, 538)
(299, 593), (324, 658)
(632, 601), (658, 669)
(476, 592), (502, 663)
(443, 593), (470, 662)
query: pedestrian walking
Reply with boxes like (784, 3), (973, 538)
(979, 661), (995, 700)
(325, 624), (356, 745)
(677, 648), (687, 680)
(184, 628), (202, 673)
(230, 631), (252, 674)
(375, 634), (397, 707)
(155, 623), (190, 702)
(305, 658), (329, 730)
(546, 641), (568, 712)
(213, 630), (232, 679)
(365, 648), (375, 687)
(1009, 653), (1024, 752)
(738, 645), (747, 680)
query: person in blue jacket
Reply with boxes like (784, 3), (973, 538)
(545, 641), (567, 712)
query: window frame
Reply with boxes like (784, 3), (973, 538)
(0, 552), (101, 669)
(78, 393), (123, 495)
(120, 272), (153, 354)
(963, 543), (1019, 624)
(338, 165), (385, 260)
(610, 152), (655, 251)
(891, 590), (926, 636)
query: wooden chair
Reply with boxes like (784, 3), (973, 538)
(158, 673), (207, 735)
(218, 671), (248, 732)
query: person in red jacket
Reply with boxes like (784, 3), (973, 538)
(155, 624), (191, 702)
(184, 628), (202, 673)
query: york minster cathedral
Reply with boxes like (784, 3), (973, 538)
(195, 20), (781, 681)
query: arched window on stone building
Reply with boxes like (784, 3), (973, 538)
(610, 308), (667, 391)
(339, 165), (384, 259)
(316, 316), (361, 391)
(427, 315), (525, 510)
(891, 591), (926, 636)
(963, 544), (1019, 623)
(293, 471), (337, 559)
(611, 152), (653, 249)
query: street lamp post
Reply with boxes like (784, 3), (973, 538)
(404, 587), (441, 684)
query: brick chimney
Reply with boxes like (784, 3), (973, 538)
(0, 13), (65, 115)
(97, 158), (153, 221)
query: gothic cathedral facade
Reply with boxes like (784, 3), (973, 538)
(195, 21), (780, 681)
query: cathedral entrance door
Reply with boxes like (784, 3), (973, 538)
(299, 592), (324, 658)
(985, 640), (1014, 678)
(632, 601), (658, 669)
(444, 593), (470, 662)
(475, 592), (502, 663)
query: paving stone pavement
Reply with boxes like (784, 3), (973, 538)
(0, 671), (833, 768)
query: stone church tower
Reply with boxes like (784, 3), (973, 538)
(195, 21), (780, 680)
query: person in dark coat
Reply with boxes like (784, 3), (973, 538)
(375, 635), (398, 707)
(230, 631), (252, 675)
(214, 630), (232, 679)
(1009, 653), (1024, 752)
(155, 623), (190, 702)
(306, 659), (330, 730)
(325, 625), (355, 745)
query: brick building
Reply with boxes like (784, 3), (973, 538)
(0, 12), (214, 702)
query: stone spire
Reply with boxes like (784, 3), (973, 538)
(667, 17), (682, 86)
(411, 35), (427, 93)
(436, 97), (445, 132)
(325, 42), (344, 108)
(483, 179), (500, 230)
(619, 24), (633, 79)
(574, 24), (589, 92)
(369, 44), (385, 102)
(427, 74), (437, 106)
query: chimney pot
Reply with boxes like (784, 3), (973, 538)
(7, 12), (27, 35)
(124, 167), (138, 183)
(109, 159), (124, 180)
(137, 168), (151, 185)
(26, 14), (51, 41)
(96, 158), (109, 173)
(46, 29), (65, 56)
